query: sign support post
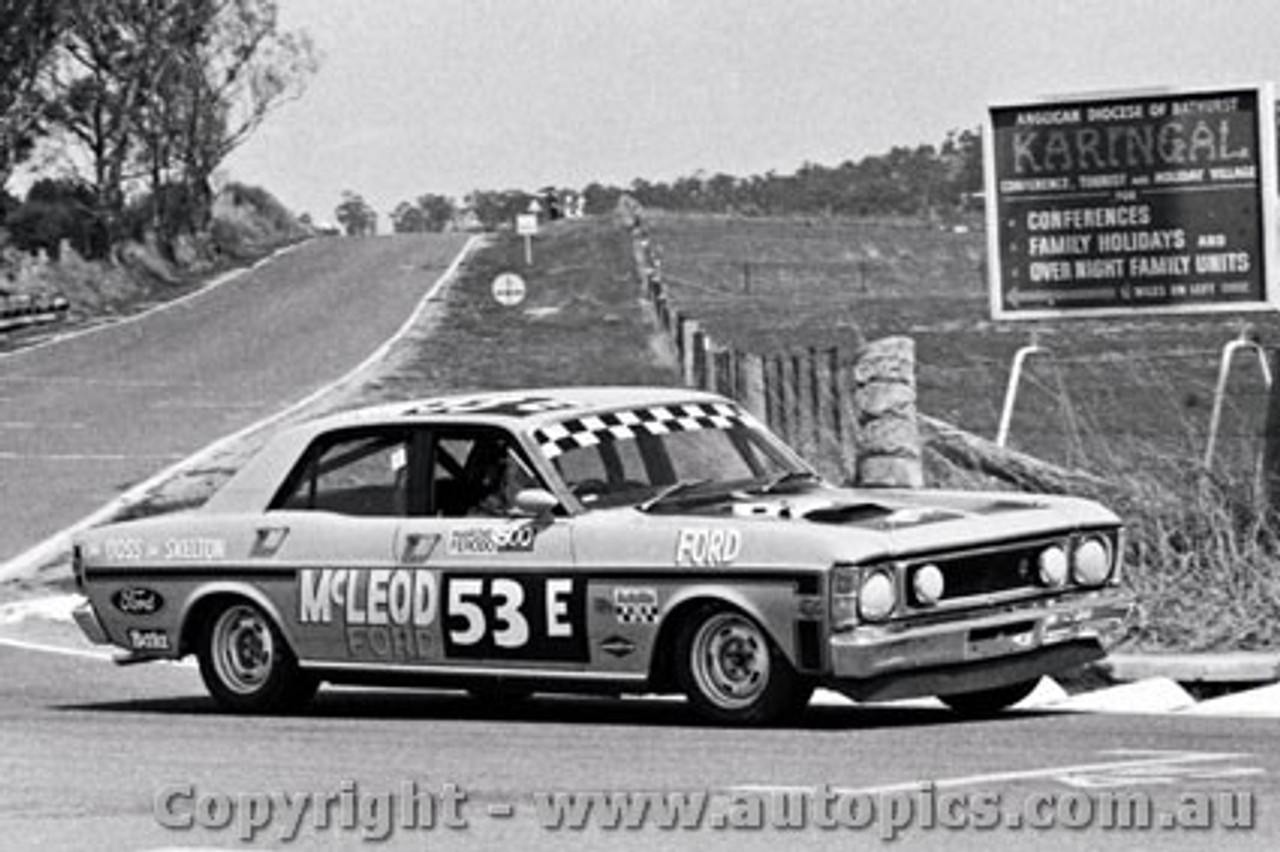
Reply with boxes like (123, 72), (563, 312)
(516, 211), (539, 266)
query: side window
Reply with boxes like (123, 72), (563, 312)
(431, 431), (540, 517)
(275, 431), (411, 517)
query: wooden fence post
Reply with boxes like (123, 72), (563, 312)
(793, 350), (816, 463)
(678, 317), (698, 387)
(739, 352), (767, 420)
(692, 328), (709, 390)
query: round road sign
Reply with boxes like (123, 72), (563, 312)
(491, 272), (527, 307)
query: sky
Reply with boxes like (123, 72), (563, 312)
(223, 0), (1280, 224)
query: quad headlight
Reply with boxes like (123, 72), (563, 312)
(1037, 545), (1069, 588)
(911, 563), (945, 606)
(831, 565), (899, 630)
(858, 570), (898, 621)
(1072, 535), (1113, 586)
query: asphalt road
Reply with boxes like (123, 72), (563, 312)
(1, 232), (1275, 852)
(0, 632), (1275, 852)
(0, 234), (468, 565)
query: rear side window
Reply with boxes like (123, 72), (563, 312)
(274, 430), (411, 517)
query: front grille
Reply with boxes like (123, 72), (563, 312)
(906, 541), (1049, 604)
(900, 534), (1097, 610)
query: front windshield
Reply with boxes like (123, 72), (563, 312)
(534, 404), (810, 510)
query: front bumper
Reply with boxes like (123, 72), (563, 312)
(829, 588), (1133, 700)
(73, 600), (110, 646)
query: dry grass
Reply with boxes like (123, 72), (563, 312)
(647, 210), (1280, 652)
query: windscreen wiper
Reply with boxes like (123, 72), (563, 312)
(754, 470), (822, 494)
(637, 478), (712, 512)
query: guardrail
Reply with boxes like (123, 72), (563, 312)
(0, 293), (71, 332)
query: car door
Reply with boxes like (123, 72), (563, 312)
(392, 427), (585, 672)
(264, 425), (416, 664)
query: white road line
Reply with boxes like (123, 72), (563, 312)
(0, 636), (115, 661)
(731, 750), (1254, 799)
(0, 235), (483, 583)
(0, 452), (185, 461)
(0, 635), (197, 669)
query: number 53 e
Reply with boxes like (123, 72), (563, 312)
(444, 576), (578, 653)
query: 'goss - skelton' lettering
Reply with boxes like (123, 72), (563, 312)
(298, 569), (438, 660)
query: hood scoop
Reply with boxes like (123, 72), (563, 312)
(805, 503), (966, 529)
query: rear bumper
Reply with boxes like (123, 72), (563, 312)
(829, 588), (1133, 700)
(72, 600), (110, 646)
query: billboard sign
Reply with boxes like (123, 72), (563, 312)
(985, 83), (1277, 320)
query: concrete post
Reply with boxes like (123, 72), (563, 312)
(853, 336), (923, 488)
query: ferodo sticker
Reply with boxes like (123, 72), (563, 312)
(675, 528), (743, 567)
(298, 569), (438, 661)
(447, 525), (538, 555)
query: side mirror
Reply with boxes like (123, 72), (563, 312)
(512, 488), (560, 518)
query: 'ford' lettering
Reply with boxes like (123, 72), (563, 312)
(675, 528), (743, 567)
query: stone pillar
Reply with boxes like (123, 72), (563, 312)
(853, 336), (923, 488)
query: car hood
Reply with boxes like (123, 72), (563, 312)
(633, 482), (1119, 565)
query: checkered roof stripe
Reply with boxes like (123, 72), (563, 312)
(533, 402), (747, 459)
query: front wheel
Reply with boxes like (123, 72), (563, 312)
(939, 678), (1039, 717)
(197, 600), (317, 713)
(676, 607), (812, 726)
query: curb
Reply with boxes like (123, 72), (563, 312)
(1099, 652), (1280, 684)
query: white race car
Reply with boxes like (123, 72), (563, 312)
(73, 387), (1132, 724)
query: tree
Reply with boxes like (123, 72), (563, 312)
(42, 0), (317, 247)
(0, 1), (69, 189)
(390, 201), (427, 233)
(335, 191), (376, 236)
(161, 0), (319, 230)
(417, 193), (456, 232)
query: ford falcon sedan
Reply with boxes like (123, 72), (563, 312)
(72, 387), (1132, 724)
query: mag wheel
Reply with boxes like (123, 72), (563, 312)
(677, 607), (811, 726)
(939, 678), (1039, 717)
(198, 600), (317, 713)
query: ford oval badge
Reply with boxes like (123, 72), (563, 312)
(111, 587), (164, 616)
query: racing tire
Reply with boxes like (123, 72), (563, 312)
(939, 678), (1040, 717)
(197, 600), (318, 714)
(676, 606), (812, 726)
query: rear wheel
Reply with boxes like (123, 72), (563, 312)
(676, 606), (811, 726)
(197, 600), (317, 713)
(939, 678), (1039, 717)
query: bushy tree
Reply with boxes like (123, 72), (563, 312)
(40, 0), (316, 248)
(335, 191), (376, 236)
(0, 0), (68, 188)
(4, 178), (103, 258)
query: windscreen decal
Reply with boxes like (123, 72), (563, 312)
(533, 403), (745, 459)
